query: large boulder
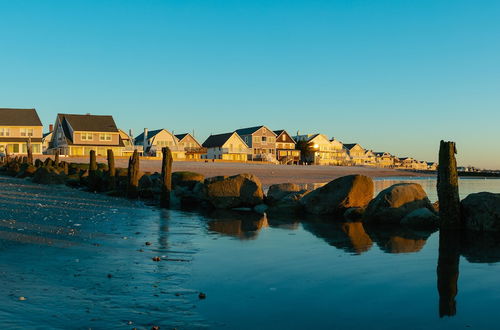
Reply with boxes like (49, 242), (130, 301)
(300, 175), (374, 215)
(203, 173), (264, 209)
(461, 192), (500, 231)
(172, 171), (205, 190)
(400, 208), (439, 229)
(364, 183), (432, 224)
(267, 183), (305, 204)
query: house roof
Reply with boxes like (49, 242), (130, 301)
(202, 132), (240, 148)
(0, 108), (42, 126)
(235, 125), (276, 136)
(273, 129), (296, 143)
(174, 133), (189, 141)
(343, 143), (360, 150)
(43, 132), (53, 139)
(134, 129), (165, 142)
(57, 114), (119, 132)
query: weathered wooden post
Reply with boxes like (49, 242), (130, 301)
(160, 147), (173, 208)
(89, 150), (97, 172)
(107, 149), (116, 190)
(27, 138), (33, 165)
(437, 140), (461, 229)
(54, 150), (60, 167)
(127, 149), (140, 198)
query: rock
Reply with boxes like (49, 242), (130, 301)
(401, 208), (439, 229)
(172, 171), (205, 190)
(32, 167), (67, 184)
(267, 183), (304, 204)
(203, 173), (264, 209)
(198, 292), (206, 299)
(364, 183), (432, 224)
(461, 192), (500, 231)
(344, 207), (365, 221)
(267, 190), (309, 215)
(16, 164), (36, 178)
(300, 175), (374, 215)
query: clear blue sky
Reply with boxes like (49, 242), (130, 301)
(1, 0), (499, 168)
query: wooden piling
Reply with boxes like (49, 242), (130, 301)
(27, 139), (33, 165)
(54, 150), (60, 167)
(127, 150), (140, 198)
(437, 140), (461, 229)
(107, 149), (116, 190)
(160, 147), (173, 208)
(437, 230), (460, 317)
(89, 150), (97, 172)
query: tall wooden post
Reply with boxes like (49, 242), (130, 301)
(160, 147), (173, 208)
(54, 150), (60, 167)
(27, 138), (33, 165)
(107, 149), (116, 190)
(127, 150), (139, 198)
(437, 140), (461, 229)
(89, 150), (97, 172)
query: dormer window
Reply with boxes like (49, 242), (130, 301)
(20, 128), (34, 136)
(99, 133), (112, 141)
(81, 132), (93, 141)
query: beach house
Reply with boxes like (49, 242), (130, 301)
(202, 132), (250, 161)
(235, 126), (277, 161)
(273, 130), (300, 164)
(175, 133), (206, 160)
(374, 152), (395, 168)
(50, 113), (124, 156)
(294, 134), (348, 165)
(343, 143), (368, 165)
(134, 129), (185, 159)
(0, 108), (43, 156)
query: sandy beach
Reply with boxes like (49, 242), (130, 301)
(35, 156), (433, 186)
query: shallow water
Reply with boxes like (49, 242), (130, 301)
(1, 176), (500, 329)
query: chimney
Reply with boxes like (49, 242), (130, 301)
(49, 124), (54, 132)
(143, 128), (148, 153)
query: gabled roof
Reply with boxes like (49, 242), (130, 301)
(235, 125), (276, 136)
(343, 143), (360, 150)
(202, 132), (248, 148)
(175, 133), (189, 141)
(57, 114), (119, 132)
(134, 129), (165, 143)
(273, 129), (296, 143)
(43, 131), (53, 139)
(0, 108), (42, 126)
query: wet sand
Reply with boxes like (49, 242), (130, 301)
(36, 156), (432, 186)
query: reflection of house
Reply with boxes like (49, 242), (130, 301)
(0, 108), (43, 155)
(134, 129), (185, 159)
(273, 130), (300, 164)
(202, 132), (250, 161)
(51, 113), (124, 156)
(343, 143), (368, 165)
(235, 126), (277, 161)
(295, 134), (348, 165)
(374, 152), (394, 168)
(175, 133), (206, 160)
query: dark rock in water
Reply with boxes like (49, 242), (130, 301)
(432, 201), (440, 213)
(401, 208), (439, 229)
(461, 192), (500, 231)
(267, 190), (309, 215)
(267, 183), (305, 204)
(198, 292), (206, 299)
(65, 174), (81, 187)
(300, 175), (374, 216)
(16, 164), (36, 178)
(344, 207), (365, 221)
(203, 173), (264, 209)
(32, 166), (67, 184)
(172, 171), (205, 190)
(364, 183), (433, 224)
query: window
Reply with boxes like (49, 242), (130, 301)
(282, 135), (286, 141)
(0, 128), (10, 136)
(262, 136), (267, 142)
(99, 133), (112, 141)
(20, 128), (34, 136)
(81, 133), (93, 141)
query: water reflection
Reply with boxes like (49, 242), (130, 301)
(366, 225), (435, 254)
(205, 210), (269, 240)
(437, 230), (460, 317)
(461, 231), (500, 263)
(302, 220), (373, 255)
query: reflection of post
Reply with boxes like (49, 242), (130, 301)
(437, 140), (461, 229)
(437, 230), (460, 317)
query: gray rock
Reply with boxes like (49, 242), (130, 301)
(462, 192), (500, 231)
(364, 183), (432, 224)
(300, 175), (374, 215)
(32, 166), (67, 184)
(267, 183), (304, 204)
